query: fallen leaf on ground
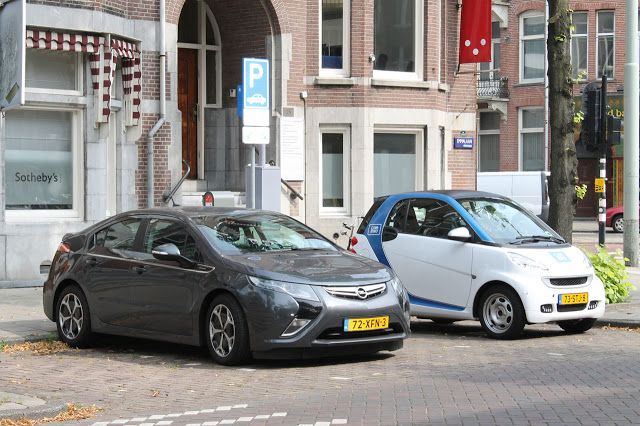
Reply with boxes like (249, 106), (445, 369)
(2, 341), (71, 355)
(602, 325), (640, 334)
(0, 403), (101, 426)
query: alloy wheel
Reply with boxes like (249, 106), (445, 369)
(209, 304), (236, 358)
(58, 293), (84, 340)
(613, 216), (624, 233)
(482, 293), (513, 334)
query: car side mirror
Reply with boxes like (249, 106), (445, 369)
(152, 243), (196, 268)
(382, 226), (399, 242)
(447, 227), (472, 242)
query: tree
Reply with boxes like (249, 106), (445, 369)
(547, 0), (577, 243)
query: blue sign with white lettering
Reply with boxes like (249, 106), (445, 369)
(453, 137), (474, 149)
(242, 58), (270, 110)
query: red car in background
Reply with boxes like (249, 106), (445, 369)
(606, 206), (640, 233)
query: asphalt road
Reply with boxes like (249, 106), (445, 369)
(1, 321), (638, 425)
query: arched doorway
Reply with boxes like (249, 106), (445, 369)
(177, 0), (222, 180)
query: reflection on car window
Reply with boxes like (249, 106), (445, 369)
(407, 199), (467, 239)
(385, 200), (409, 232)
(195, 214), (336, 255)
(459, 198), (560, 244)
(97, 219), (142, 251)
(144, 219), (202, 262)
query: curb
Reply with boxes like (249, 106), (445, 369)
(0, 402), (68, 421)
(596, 319), (640, 329)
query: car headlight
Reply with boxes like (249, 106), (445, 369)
(248, 276), (319, 301)
(389, 276), (403, 296)
(507, 252), (549, 272)
(581, 252), (593, 269)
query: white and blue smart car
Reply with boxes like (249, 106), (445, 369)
(353, 191), (605, 339)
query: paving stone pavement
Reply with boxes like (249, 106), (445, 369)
(1, 322), (639, 425)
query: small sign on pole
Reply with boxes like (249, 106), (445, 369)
(594, 178), (605, 193)
(453, 137), (474, 149)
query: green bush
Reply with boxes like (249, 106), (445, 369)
(587, 247), (635, 304)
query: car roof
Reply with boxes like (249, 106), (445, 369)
(112, 206), (281, 221)
(375, 190), (510, 203)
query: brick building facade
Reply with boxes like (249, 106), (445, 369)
(0, 0), (477, 283)
(480, 0), (636, 217)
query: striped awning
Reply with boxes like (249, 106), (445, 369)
(26, 29), (103, 52)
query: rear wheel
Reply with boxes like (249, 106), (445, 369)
(558, 318), (597, 334)
(612, 215), (624, 233)
(205, 294), (250, 365)
(479, 285), (526, 340)
(56, 285), (92, 348)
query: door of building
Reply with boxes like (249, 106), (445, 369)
(178, 48), (198, 179)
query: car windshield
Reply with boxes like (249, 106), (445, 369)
(458, 198), (564, 245)
(194, 214), (337, 254)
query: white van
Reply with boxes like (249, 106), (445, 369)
(477, 171), (549, 222)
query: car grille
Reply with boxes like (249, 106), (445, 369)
(549, 277), (588, 286)
(323, 282), (386, 300)
(557, 303), (587, 312)
(317, 323), (403, 340)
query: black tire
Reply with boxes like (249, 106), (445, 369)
(431, 318), (456, 325)
(558, 318), (597, 334)
(205, 294), (250, 365)
(612, 215), (624, 233)
(55, 285), (92, 348)
(478, 285), (526, 340)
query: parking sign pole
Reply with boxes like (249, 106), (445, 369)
(249, 147), (256, 209)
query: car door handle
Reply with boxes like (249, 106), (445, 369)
(85, 257), (97, 267)
(132, 265), (147, 274)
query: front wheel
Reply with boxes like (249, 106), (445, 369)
(56, 285), (92, 347)
(205, 294), (250, 365)
(479, 285), (526, 340)
(558, 318), (597, 334)
(612, 215), (624, 233)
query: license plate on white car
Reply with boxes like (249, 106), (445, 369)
(558, 292), (588, 305)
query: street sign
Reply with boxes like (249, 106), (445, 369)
(0, 0), (26, 111)
(242, 58), (270, 127)
(594, 178), (605, 193)
(242, 126), (270, 145)
(453, 137), (474, 149)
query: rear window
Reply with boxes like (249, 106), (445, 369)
(357, 197), (387, 234)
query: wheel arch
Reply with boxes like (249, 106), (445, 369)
(472, 280), (521, 318)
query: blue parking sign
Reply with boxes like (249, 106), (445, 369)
(243, 58), (269, 111)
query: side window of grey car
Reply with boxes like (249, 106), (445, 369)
(408, 199), (467, 239)
(92, 219), (143, 253)
(144, 219), (202, 263)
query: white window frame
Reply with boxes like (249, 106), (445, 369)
(372, 0), (424, 81)
(477, 110), (501, 172)
(570, 11), (588, 80)
(518, 107), (545, 171)
(519, 11), (545, 84)
(479, 22), (501, 80)
(596, 10), (615, 79)
(373, 127), (424, 196)
(319, 126), (351, 216)
(24, 50), (83, 96)
(4, 106), (84, 222)
(319, 0), (350, 77)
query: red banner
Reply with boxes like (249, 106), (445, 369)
(459, 0), (492, 64)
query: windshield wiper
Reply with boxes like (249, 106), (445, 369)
(287, 247), (329, 251)
(509, 235), (566, 245)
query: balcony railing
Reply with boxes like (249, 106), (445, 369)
(477, 74), (510, 99)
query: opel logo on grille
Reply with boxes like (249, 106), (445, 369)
(356, 287), (368, 299)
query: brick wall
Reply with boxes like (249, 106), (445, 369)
(136, 114), (173, 208)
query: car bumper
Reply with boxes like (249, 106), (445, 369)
(246, 284), (410, 356)
(43, 278), (55, 322)
(520, 274), (606, 324)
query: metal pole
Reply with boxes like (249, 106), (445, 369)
(624, 0), (639, 265)
(598, 75), (607, 247)
(249, 146), (256, 209)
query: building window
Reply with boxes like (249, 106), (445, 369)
(373, 0), (424, 79)
(520, 108), (545, 171)
(374, 131), (422, 197)
(520, 11), (545, 82)
(597, 10), (614, 79)
(25, 49), (83, 95)
(478, 112), (501, 172)
(320, 128), (350, 214)
(320, 0), (350, 76)
(479, 22), (501, 81)
(571, 12), (588, 79)
(4, 108), (82, 218)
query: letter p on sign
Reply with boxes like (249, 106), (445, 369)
(249, 64), (263, 88)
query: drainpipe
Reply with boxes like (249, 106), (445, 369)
(147, 0), (167, 208)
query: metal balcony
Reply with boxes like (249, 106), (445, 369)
(477, 74), (510, 100)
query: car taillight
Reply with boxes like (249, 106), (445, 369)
(350, 236), (358, 246)
(57, 242), (71, 254)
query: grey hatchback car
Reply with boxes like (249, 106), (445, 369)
(43, 207), (410, 365)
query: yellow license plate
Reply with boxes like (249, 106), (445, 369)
(558, 292), (588, 305)
(343, 316), (389, 332)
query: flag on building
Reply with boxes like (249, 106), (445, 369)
(459, 0), (492, 64)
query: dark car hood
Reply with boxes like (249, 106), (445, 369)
(223, 250), (391, 286)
